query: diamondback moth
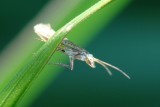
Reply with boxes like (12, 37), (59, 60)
(34, 23), (130, 79)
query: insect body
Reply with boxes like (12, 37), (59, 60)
(34, 23), (130, 79)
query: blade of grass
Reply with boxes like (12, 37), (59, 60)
(0, 0), (112, 106)
(18, 1), (132, 107)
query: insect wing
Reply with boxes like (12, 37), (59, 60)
(34, 23), (55, 42)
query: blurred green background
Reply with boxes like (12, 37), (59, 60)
(0, 0), (160, 107)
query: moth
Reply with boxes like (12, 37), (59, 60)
(34, 23), (130, 79)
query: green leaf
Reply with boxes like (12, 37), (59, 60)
(0, 0), (112, 106)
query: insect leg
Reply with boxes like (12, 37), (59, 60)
(48, 62), (71, 69)
(69, 56), (74, 70)
(48, 56), (75, 70)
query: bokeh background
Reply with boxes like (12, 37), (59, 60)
(0, 0), (160, 107)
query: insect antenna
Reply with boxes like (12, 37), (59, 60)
(93, 58), (130, 79)
(96, 61), (112, 76)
